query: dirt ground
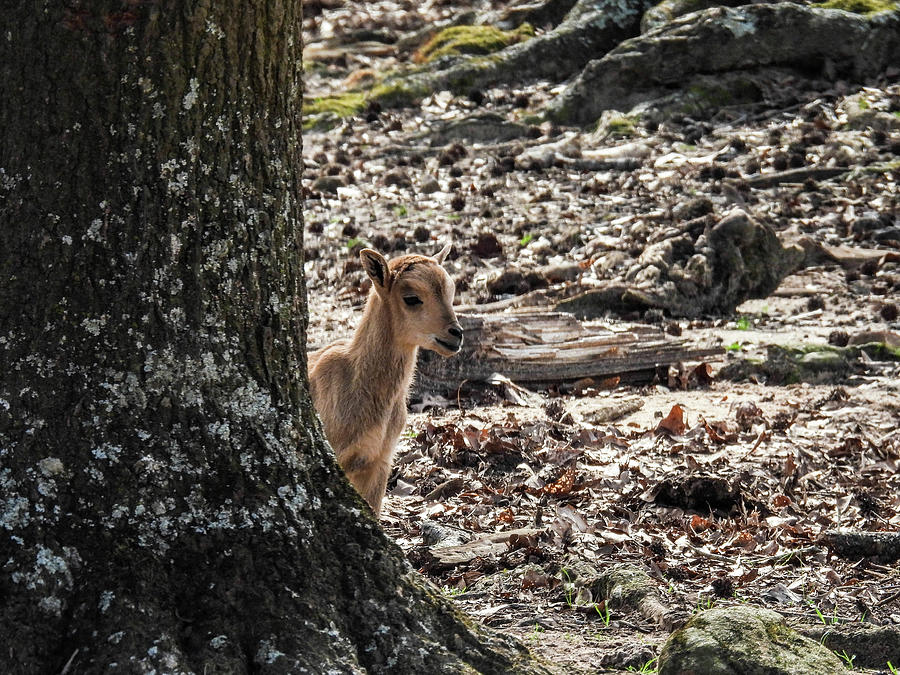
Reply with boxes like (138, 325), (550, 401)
(302, 2), (900, 670)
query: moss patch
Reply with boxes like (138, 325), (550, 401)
(814, 0), (898, 14)
(302, 79), (428, 128)
(605, 115), (637, 137)
(414, 24), (534, 64)
(303, 92), (367, 119)
(658, 606), (845, 675)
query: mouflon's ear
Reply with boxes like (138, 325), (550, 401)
(360, 248), (391, 295)
(433, 243), (452, 265)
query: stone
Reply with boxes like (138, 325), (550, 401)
(548, 3), (900, 126)
(658, 606), (846, 675)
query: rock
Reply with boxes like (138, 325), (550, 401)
(641, 0), (746, 33)
(658, 606), (846, 675)
(804, 623), (900, 668)
(547, 3), (900, 126)
(311, 175), (347, 193)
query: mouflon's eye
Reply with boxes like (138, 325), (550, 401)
(403, 296), (422, 306)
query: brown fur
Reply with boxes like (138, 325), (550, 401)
(308, 244), (462, 516)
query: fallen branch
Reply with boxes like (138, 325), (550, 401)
(415, 311), (720, 395)
(743, 166), (849, 189)
(820, 530), (900, 564)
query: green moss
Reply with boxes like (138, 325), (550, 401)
(861, 159), (900, 174)
(856, 342), (900, 360)
(302, 78), (428, 129)
(369, 80), (428, 106)
(414, 24), (534, 63)
(605, 115), (636, 138)
(687, 84), (734, 108)
(814, 0), (898, 13)
(303, 92), (367, 119)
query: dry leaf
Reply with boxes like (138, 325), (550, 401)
(657, 404), (686, 435)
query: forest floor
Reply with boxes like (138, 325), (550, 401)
(302, 1), (900, 671)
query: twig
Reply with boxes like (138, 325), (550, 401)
(750, 546), (825, 566)
(59, 650), (78, 675)
(879, 589), (900, 608)
(743, 166), (848, 189)
(686, 543), (733, 563)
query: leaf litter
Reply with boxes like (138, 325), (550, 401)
(302, 0), (900, 670)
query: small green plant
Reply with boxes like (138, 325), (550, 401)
(346, 237), (363, 249)
(809, 600), (841, 626)
(726, 342), (743, 352)
(392, 204), (408, 218)
(441, 585), (464, 597)
(736, 316), (751, 330)
(627, 657), (658, 673)
(561, 568), (575, 608)
(595, 603), (611, 627)
(887, 661), (897, 674)
(834, 649), (855, 669)
(694, 597), (716, 613)
(447, 213), (461, 222)
(519, 233), (533, 247)
(529, 622), (545, 643)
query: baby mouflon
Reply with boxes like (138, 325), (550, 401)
(308, 244), (463, 516)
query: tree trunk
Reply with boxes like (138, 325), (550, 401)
(0, 2), (540, 673)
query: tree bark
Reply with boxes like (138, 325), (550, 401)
(0, 2), (540, 673)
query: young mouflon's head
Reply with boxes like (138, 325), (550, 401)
(359, 243), (463, 356)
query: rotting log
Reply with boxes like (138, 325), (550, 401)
(821, 530), (900, 564)
(415, 311), (721, 395)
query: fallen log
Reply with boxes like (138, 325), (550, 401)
(415, 311), (721, 395)
(820, 529), (900, 564)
